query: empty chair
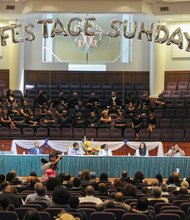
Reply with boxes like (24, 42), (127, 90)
(10, 128), (22, 138)
(184, 129), (190, 141)
(26, 98), (35, 108)
(153, 109), (164, 119)
(13, 90), (23, 98)
(22, 203), (43, 211)
(0, 127), (10, 139)
(50, 90), (60, 99)
(37, 82), (48, 90)
(155, 213), (180, 220)
(15, 207), (37, 220)
(49, 127), (61, 139)
(0, 80), (6, 89)
(26, 89), (38, 98)
(181, 90), (190, 99)
(174, 99), (185, 108)
(38, 211), (51, 220)
(122, 213), (149, 220)
(70, 82), (80, 89)
(185, 99), (190, 108)
(166, 82), (177, 90)
(182, 119), (190, 129)
(85, 128), (97, 139)
(125, 83), (134, 90)
(79, 208), (96, 219)
(62, 128), (73, 139)
(102, 83), (113, 90)
(110, 128), (122, 140)
(149, 129), (161, 140)
(162, 210), (185, 220)
(49, 83), (58, 90)
(113, 83), (122, 90)
(172, 129), (184, 141)
(73, 128), (85, 139)
(165, 100), (174, 108)
(91, 82), (102, 90)
(176, 109), (186, 119)
(171, 90), (182, 99)
(134, 83), (146, 91)
(178, 82), (188, 90)
(59, 82), (70, 90)
(162, 90), (172, 99)
(0, 211), (18, 220)
(22, 128), (35, 138)
(97, 128), (110, 140)
(161, 129), (172, 141)
(160, 119), (171, 129)
(160, 206), (180, 212)
(171, 119), (182, 129)
(90, 212), (116, 220)
(104, 208), (125, 220)
(138, 129), (150, 140)
(180, 202), (190, 215)
(81, 82), (91, 90)
(35, 127), (48, 139)
(172, 199), (189, 207)
(124, 128), (135, 140)
(154, 203), (174, 214)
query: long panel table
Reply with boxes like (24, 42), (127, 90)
(0, 155), (189, 178)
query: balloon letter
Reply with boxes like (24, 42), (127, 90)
(37, 19), (53, 38)
(183, 32), (190, 52)
(166, 27), (183, 49)
(25, 23), (35, 42)
(154, 25), (169, 44)
(108, 19), (122, 37)
(51, 18), (68, 37)
(0, 26), (11, 46)
(84, 17), (96, 36)
(137, 22), (154, 41)
(123, 20), (137, 39)
(11, 23), (24, 43)
(68, 17), (82, 36)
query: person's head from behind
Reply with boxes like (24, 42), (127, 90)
(55, 212), (79, 220)
(114, 192), (124, 202)
(6, 172), (15, 183)
(72, 177), (81, 187)
(151, 186), (162, 198)
(34, 182), (46, 196)
(121, 170), (128, 178)
(0, 196), (9, 211)
(134, 171), (144, 181)
(85, 185), (95, 196)
(97, 183), (107, 193)
(179, 187), (188, 195)
(45, 177), (61, 191)
(181, 180), (189, 189)
(69, 196), (80, 209)
(122, 184), (136, 197)
(23, 209), (42, 220)
(4, 185), (18, 194)
(99, 173), (108, 181)
(136, 198), (149, 211)
(52, 186), (71, 205)
(156, 174), (163, 184)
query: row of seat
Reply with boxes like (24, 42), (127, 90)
(1, 127), (190, 141)
(162, 90), (190, 99)
(154, 108), (190, 119)
(155, 118), (190, 129)
(25, 82), (147, 91)
(166, 81), (190, 91)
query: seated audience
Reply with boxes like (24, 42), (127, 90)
(154, 94), (165, 109)
(23, 209), (43, 220)
(52, 186), (71, 206)
(99, 109), (112, 128)
(120, 170), (131, 183)
(148, 186), (169, 203)
(55, 212), (80, 220)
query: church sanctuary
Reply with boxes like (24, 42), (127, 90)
(1, 1), (190, 208)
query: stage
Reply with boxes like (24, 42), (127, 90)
(0, 155), (189, 178)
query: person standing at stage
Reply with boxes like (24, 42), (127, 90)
(30, 140), (44, 155)
(68, 142), (85, 156)
(98, 144), (112, 156)
(135, 142), (149, 157)
(166, 144), (185, 157)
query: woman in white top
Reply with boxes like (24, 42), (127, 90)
(98, 144), (112, 156)
(136, 142), (149, 157)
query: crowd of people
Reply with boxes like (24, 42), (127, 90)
(0, 89), (165, 139)
(0, 167), (190, 220)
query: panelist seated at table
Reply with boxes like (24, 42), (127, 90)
(166, 144), (185, 157)
(30, 140), (44, 155)
(68, 142), (85, 156)
(98, 144), (112, 156)
(135, 142), (149, 157)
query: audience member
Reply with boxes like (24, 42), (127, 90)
(166, 144), (185, 157)
(23, 209), (42, 220)
(98, 144), (112, 156)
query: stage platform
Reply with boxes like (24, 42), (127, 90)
(0, 155), (189, 178)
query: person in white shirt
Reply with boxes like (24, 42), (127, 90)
(98, 144), (112, 156)
(135, 142), (149, 157)
(166, 144), (185, 157)
(68, 142), (85, 156)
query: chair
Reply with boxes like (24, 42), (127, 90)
(85, 128), (97, 139)
(178, 82), (188, 90)
(166, 82), (177, 91)
(45, 207), (65, 219)
(81, 82), (91, 90)
(69, 212), (85, 220)
(172, 129), (184, 141)
(149, 129), (161, 140)
(154, 202), (174, 214)
(49, 127), (61, 139)
(138, 129), (150, 140)
(102, 83), (113, 90)
(73, 128), (85, 139)
(162, 90), (172, 99)
(35, 127), (48, 139)
(138, 91), (148, 99)
(122, 213), (149, 220)
(174, 99), (185, 108)
(165, 100), (174, 108)
(22, 203), (43, 211)
(0, 80), (6, 89)
(37, 82), (48, 90)
(0, 211), (18, 220)
(70, 82), (80, 90)
(173, 200), (189, 207)
(181, 90), (190, 99)
(110, 128), (122, 140)
(171, 119), (182, 129)
(62, 128), (73, 139)
(125, 83), (134, 90)
(113, 83), (123, 91)
(26, 98), (35, 108)
(90, 212), (116, 220)
(13, 90), (24, 98)
(104, 208), (125, 220)
(135, 83), (146, 91)
(0, 127), (10, 138)
(49, 83), (58, 90)
(28, 201), (48, 210)
(124, 128), (135, 140)
(160, 206), (180, 212)
(91, 82), (102, 90)
(155, 213), (181, 220)
(164, 109), (175, 119)
(22, 128), (35, 138)
(180, 202), (190, 215)
(15, 207), (37, 220)
(175, 109), (186, 119)
(79, 208), (96, 219)
(97, 128), (111, 140)
(50, 90), (60, 99)
(183, 119), (190, 129)
(148, 199), (167, 207)
(10, 127), (22, 138)
(59, 82), (70, 90)
(162, 210), (185, 220)
(38, 211), (51, 220)
(153, 109), (164, 119)
(171, 90), (182, 99)
(161, 129), (172, 141)
(160, 119), (171, 129)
